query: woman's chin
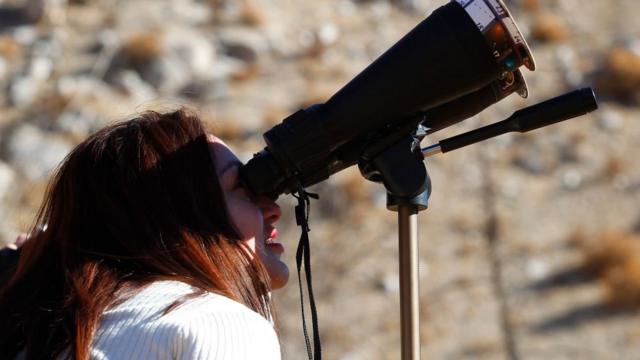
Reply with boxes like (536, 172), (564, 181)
(268, 261), (290, 290)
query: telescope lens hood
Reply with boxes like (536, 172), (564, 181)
(454, 0), (536, 72)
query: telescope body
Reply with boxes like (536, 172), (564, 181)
(242, 0), (535, 198)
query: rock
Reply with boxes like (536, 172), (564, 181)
(56, 110), (103, 138)
(222, 42), (257, 64)
(27, 56), (54, 81)
(31, 35), (62, 59)
(526, 259), (550, 281)
(138, 55), (191, 93)
(0, 57), (7, 81)
(218, 27), (268, 62)
(97, 29), (119, 51)
(8, 75), (39, 106)
(210, 0), (264, 26)
(626, 38), (640, 57)
(500, 178), (521, 199)
(208, 56), (246, 80)
(108, 27), (217, 93)
(390, 0), (419, 13)
(555, 45), (583, 86)
(612, 175), (630, 191)
(10, 26), (38, 46)
(0, 160), (16, 201)
(597, 107), (624, 131)
(110, 70), (157, 102)
(179, 80), (225, 102)
(561, 169), (582, 190)
(370, 1), (393, 20)
(163, 27), (217, 79)
(7, 45), (54, 107)
(0, 2), (43, 29)
(41, 0), (68, 25)
(512, 146), (555, 174)
(3, 123), (73, 181)
(378, 272), (400, 293)
(317, 22), (340, 46)
(264, 24), (306, 58)
(168, 0), (212, 25)
(117, 0), (210, 27)
(56, 75), (109, 99)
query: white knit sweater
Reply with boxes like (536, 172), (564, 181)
(90, 280), (281, 360)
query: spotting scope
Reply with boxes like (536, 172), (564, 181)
(239, 0), (595, 198)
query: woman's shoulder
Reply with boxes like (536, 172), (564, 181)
(93, 280), (280, 359)
(151, 280), (271, 323)
(104, 280), (270, 325)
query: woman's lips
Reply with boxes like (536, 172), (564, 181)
(266, 243), (285, 255)
(265, 228), (284, 254)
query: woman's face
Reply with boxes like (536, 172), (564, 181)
(208, 136), (289, 290)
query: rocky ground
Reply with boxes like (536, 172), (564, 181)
(1, 0), (640, 359)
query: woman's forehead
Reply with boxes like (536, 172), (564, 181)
(208, 136), (241, 174)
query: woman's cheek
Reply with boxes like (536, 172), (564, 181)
(225, 194), (263, 244)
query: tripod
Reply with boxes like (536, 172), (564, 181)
(359, 128), (431, 360)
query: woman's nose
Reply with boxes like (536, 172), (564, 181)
(257, 197), (281, 223)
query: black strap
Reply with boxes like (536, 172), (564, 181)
(293, 184), (321, 360)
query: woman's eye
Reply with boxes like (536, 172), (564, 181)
(236, 187), (251, 199)
(233, 179), (253, 200)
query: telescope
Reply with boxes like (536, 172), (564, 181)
(236, 1), (598, 359)
(240, 0), (540, 198)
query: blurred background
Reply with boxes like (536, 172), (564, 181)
(1, 0), (639, 358)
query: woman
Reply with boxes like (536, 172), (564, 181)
(0, 108), (289, 359)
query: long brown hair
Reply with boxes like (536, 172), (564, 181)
(0, 108), (273, 359)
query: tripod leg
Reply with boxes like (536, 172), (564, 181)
(398, 204), (420, 360)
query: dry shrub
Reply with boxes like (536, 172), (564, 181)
(35, 92), (72, 118)
(603, 256), (640, 309)
(262, 105), (289, 127)
(208, 0), (225, 23)
(211, 120), (245, 141)
(120, 32), (164, 64)
(566, 229), (587, 249)
(0, 36), (24, 60)
(229, 63), (261, 82)
(207, 0), (266, 26)
(521, 0), (541, 11)
(18, 180), (48, 213)
(450, 214), (477, 235)
(530, 12), (569, 43)
(303, 38), (326, 59)
(341, 172), (368, 204)
(462, 338), (502, 357)
(240, 0), (266, 27)
(596, 47), (640, 103)
(455, 242), (480, 258)
(103, 11), (117, 28)
(603, 156), (625, 180)
(199, 113), (245, 141)
(582, 232), (634, 276)
(299, 83), (334, 108)
(582, 231), (640, 309)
